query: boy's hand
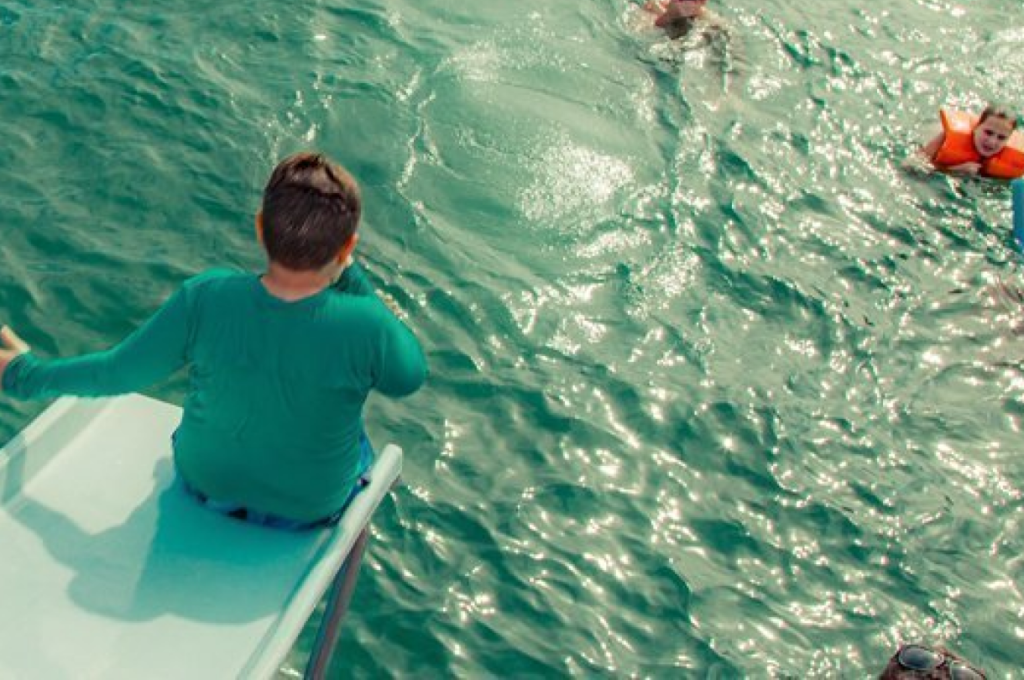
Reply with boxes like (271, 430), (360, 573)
(0, 325), (30, 390)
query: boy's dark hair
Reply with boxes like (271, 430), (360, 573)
(979, 103), (1018, 130)
(261, 152), (362, 270)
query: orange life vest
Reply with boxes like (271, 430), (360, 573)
(933, 109), (1024, 180)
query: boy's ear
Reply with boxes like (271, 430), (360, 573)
(336, 233), (359, 263)
(255, 211), (264, 245)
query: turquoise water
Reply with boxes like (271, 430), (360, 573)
(2, 0), (1024, 676)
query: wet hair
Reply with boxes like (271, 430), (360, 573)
(260, 152), (362, 270)
(878, 645), (985, 680)
(979, 103), (1018, 130)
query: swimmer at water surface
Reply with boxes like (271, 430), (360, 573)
(919, 103), (1024, 180)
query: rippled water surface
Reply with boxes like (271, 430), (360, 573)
(3, 0), (1024, 677)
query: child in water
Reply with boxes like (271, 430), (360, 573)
(640, 0), (735, 73)
(643, 0), (712, 40)
(920, 104), (1024, 179)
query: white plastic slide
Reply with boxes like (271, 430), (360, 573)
(0, 394), (401, 679)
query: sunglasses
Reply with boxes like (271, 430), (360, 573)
(896, 644), (986, 680)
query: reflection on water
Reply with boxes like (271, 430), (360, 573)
(2, 0), (1024, 677)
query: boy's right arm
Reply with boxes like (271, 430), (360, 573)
(944, 162), (982, 175)
(1, 287), (190, 400)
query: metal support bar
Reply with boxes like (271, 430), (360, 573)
(304, 527), (370, 679)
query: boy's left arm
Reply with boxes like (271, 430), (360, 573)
(374, 315), (427, 398)
(332, 259), (407, 318)
(332, 260), (377, 298)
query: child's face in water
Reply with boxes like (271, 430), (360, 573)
(973, 115), (1015, 157)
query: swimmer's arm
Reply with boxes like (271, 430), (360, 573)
(902, 130), (966, 174)
(944, 162), (982, 175)
(920, 131), (945, 162)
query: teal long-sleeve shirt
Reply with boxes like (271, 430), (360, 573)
(2, 264), (427, 521)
